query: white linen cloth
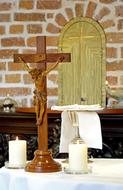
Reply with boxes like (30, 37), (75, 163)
(51, 104), (102, 152)
(0, 159), (123, 190)
(52, 104), (102, 111)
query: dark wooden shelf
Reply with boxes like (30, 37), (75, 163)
(0, 107), (123, 137)
(0, 107), (123, 165)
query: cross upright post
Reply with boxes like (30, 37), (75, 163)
(14, 36), (71, 173)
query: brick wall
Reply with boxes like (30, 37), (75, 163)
(0, 0), (123, 108)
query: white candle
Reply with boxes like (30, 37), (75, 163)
(69, 141), (88, 172)
(9, 137), (27, 166)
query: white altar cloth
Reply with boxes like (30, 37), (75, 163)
(0, 159), (123, 190)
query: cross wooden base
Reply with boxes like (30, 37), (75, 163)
(25, 150), (62, 173)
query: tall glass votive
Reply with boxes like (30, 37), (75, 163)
(68, 126), (88, 173)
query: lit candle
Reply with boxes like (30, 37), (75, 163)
(69, 140), (88, 172)
(9, 137), (27, 167)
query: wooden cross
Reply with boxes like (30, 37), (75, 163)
(14, 36), (71, 173)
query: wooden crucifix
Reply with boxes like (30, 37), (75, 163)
(14, 36), (71, 173)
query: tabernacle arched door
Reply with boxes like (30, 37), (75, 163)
(58, 17), (106, 107)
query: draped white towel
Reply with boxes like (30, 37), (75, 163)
(51, 105), (103, 153)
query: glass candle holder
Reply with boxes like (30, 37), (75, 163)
(68, 134), (88, 173)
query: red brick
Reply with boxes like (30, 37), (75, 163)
(23, 74), (33, 84)
(121, 47), (123, 58)
(107, 60), (123, 71)
(101, 19), (115, 29)
(46, 23), (61, 34)
(120, 76), (123, 85)
(116, 5), (123, 17)
(8, 62), (24, 71)
(14, 13), (45, 21)
(75, 3), (83, 17)
(27, 37), (36, 47)
(9, 25), (24, 34)
(65, 8), (74, 20)
(118, 19), (123, 30)
(0, 26), (5, 34)
(37, 0), (61, 9)
(27, 24), (42, 34)
(0, 2), (11, 11)
(0, 62), (6, 71)
(46, 36), (58, 46)
(1, 37), (25, 47)
(55, 13), (67, 26)
(19, 0), (34, 9)
(0, 49), (18, 59)
(5, 74), (21, 83)
(99, 0), (115, 3)
(0, 87), (31, 96)
(106, 76), (118, 85)
(0, 14), (10, 22)
(106, 47), (117, 58)
(106, 32), (123, 43)
(95, 7), (110, 20)
(86, 1), (97, 17)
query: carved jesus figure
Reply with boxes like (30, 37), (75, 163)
(19, 56), (64, 125)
